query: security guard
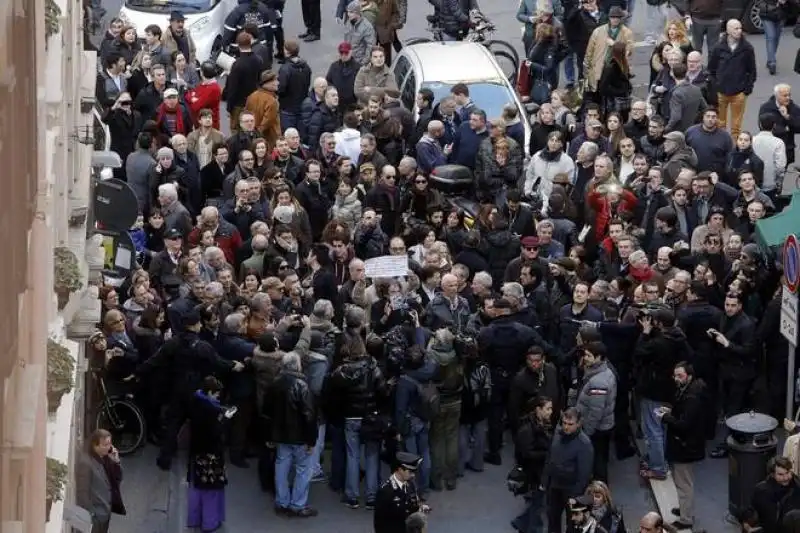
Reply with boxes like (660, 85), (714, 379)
(136, 306), (244, 470)
(374, 452), (430, 533)
(221, 0), (278, 54)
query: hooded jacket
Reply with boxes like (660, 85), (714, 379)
(662, 135), (699, 186)
(334, 127), (362, 162)
(277, 56), (312, 113)
(332, 189), (363, 233)
(575, 361), (617, 436)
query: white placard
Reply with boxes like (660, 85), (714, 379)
(782, 286), (798, 345)
(364, 255), (409, 278)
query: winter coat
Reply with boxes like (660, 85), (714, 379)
(331, 190), (363, 232)
(307, 104), (343, 150)
(162, 28), (197, 65)
(277, 57), (312, 113)
(515, 417), (553, 487)
(245, 88), (281, 149)
(354, 64), (398, 104)
(541, 428), (594, 496)
(708, 36), (757, 96)
(633, 326), (692, 402)
(344, 16), (377, 65)
(583, 24), (634, 91)
(326, 58), (360, 107)
(525, 150), (576, 213)
(334, 128), (362, 162)
(575, 361), (616, 436)
(663, 378), (707, 463)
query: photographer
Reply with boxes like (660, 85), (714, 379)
(220, 179), (267, 240)
(633, 307), (691, 481)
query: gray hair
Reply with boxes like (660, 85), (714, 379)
(501, 282), (525, 300)
(284, 127), (300, 138)
(320, 132), (335, 147)
(251, 292), (271, 314)
(473, 271), (493, 288)
(580, 141), (599, 159)
(450, 263), (469, 280)
(399, 156), (417, 170)
(536, 219), (554, 231)
(171, 134), (187, 146)
(252, 234), (269, 252)
(282, 352), (302, 372)
(203, 246), (224, 261)
(313, 299), (334, 320)
(591, 280), (610, 294)
(251, 221), (269, 236)
(235, 179), (249, 194)
(205, 281), (224, 298)
(674, 270), (691, 283)
(775, 83), (791, 96)
(158, 182), (178, 200)
(344, 305), (365, 328)
(223, 312), (247, 333)
(629, 250), (648, 266)
(406, 512), (428, 533)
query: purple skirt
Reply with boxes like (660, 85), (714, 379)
(187, 486), (225, 532)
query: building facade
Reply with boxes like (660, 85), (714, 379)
(1, 0), (103, 530)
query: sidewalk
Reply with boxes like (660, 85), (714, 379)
(111, 446), (183, 533)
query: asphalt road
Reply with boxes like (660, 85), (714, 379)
(97, 1), (798, 531)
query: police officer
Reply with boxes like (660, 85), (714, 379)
(374, 452), (431, 533)
(222, 0), (277, 55)
(136, 306), (245, 470)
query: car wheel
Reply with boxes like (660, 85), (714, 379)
(742, 0), (764, 33)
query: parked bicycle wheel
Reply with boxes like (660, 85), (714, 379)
(97, 398), (146, 455)
(493, 50), (518, 86)
(405, 37), (433, 45)
(487, 40), (520, 67)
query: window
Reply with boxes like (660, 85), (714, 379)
(401, 71), (417, 110)
(393, 56), (411, 88)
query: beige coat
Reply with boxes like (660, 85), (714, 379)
(163, 27), (197, 65)
(354, 64), (398, 103)
(583, 24), (634, 91)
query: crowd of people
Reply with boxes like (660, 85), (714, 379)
(78, 0), (800, 532)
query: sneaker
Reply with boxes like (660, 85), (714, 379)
(303, 33), (321, 42)
(298, 31), (310, 38)
(274, 505), (291, 517)
(365, 500), (376, 511)
(344, 499), (360, 509)
(292, 507), (319, 518)
(311, 472), (327, 483)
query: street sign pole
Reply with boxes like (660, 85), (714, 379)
(782, 235), (800, 419)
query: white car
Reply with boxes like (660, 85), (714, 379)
(392, 42), (532, 156)
(118, 0), (237, 64)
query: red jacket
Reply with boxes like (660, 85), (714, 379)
(185, 81), (222, 129)
(587, 186), (637, 242)
(188, 220), (242, 265)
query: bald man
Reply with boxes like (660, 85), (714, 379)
(415, 120), (451, 174)
(707, 19), (756, 137)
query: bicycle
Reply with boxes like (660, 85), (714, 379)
(94, 370), (147, 456)
(405, 10), (519, 84)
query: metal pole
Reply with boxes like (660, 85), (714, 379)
(787, 343), (797, 421)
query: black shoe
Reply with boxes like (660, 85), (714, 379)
(445, 480), (457, 491)
(671, 519), (693, 530)
(274, 506), (291, 517)
(156, 457), (171, 471)
(616, 446), (637, 460)
(303, 33), (320, 42)
(292, 507), (318, 518)
(465, 464), (484, 473)
(484, 452), (502, 466)
(298, 31), (309, 38)
(710, 446), (728, 459)
(671, 507), (680, 516)
(365, 500), (375, 511)
(768, 64), (777, 75)
(344, 499), (359, 509)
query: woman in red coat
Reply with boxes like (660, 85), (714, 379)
(185, 61), (222, 129)
(587, 180), (637, 242)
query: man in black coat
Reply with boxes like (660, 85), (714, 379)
(709, 292), (757, 458)
(225, 33), (265, 131)
(661, 362), (707, 531)
(749, 456), (800, 533)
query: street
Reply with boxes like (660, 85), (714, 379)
(95, 0), (798, 531)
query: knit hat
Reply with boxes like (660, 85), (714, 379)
(156, 147), (174, 160)
(346, 0), (361, 13)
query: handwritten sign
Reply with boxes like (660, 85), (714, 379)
(365, 255), (409, 278)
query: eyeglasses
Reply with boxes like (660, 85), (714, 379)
(525, 247), (539, 252)
(119, 101), (132, 106)
(415, 180), (427, 184)
(279, 264), (289, 269)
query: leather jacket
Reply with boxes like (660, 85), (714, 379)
(267, 370), (317, 446)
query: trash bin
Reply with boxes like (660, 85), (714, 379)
(726, 411), (778, 518)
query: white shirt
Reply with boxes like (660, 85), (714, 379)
(107, 69), (122, 91)
(752, 130), (787, 192)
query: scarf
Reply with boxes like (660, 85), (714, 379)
(541, 148), (563, 162)
(606, 25), (621, 61)
(591, 505), (608, 522)
(157, 103), (185, 135)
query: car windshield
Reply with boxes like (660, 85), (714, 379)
(422, 81), (515, 121)
(124, 0), (210, 13)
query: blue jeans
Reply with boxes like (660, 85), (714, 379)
(513, 488), (546, 533)
(763, 19), (783, 67)
(280, 111), (301, 133)
(458, 420), (488, 474)
(563, 53), (576, 85)
(329, 424), (346, 492)
(274, 444), (312, 510)
(403, 416), (431, 496)
(310, 422), (326, 477)
(640, 398), (667, 475)
(344, 418), (380, 502)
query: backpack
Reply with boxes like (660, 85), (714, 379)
(403, 374), (440, 421)
(467, 362), (492, 409)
